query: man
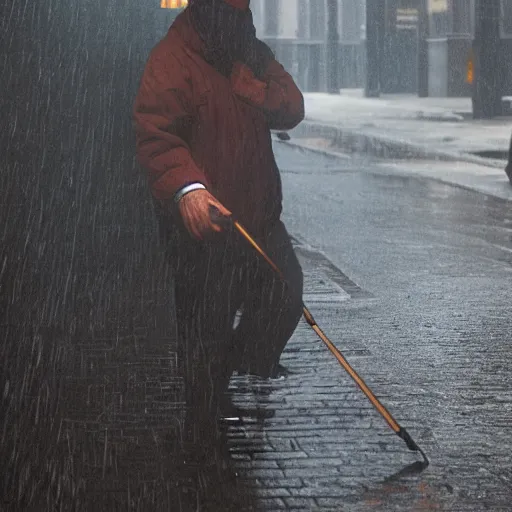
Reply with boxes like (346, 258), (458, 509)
(133, 0), (304, 459)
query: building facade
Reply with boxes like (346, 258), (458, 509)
(252, 0), (366, 92)
(251, 0), (512, 98)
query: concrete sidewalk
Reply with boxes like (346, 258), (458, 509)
(290, 89), (512, 169)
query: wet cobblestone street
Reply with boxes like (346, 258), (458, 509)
(3, 144), (512, 511)
(2, 3), (512, 508)
(225, 241), (512, 510)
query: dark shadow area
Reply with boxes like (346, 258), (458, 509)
(0, 1), (259, 510)
(382, 460), (429, 483)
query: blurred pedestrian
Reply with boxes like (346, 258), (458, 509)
(133, 0), (304, 464)
(506, 132), (512, 184)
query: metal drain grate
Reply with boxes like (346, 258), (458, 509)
(291, 235), (373, 300)
(302, 269), (350, 303)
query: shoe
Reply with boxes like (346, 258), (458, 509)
(237, 363), (294, 380)
(220, 403), (275, 421)
(268, 363), (294, 379)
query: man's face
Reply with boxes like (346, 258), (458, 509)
(188, 0), (255, 69)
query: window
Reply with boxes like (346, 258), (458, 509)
(298, 0), (308, 38)
(265, 0), (279, 36)
(341, 0), (361, 42)
(428, 0), (449, 37)
(251, 0), (264, 37)
(451, 0), (473, 35)
(310, 0), (326, 40)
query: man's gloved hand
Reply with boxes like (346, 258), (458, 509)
(231, 62), (266, 104)
(178, 189), (231, 240)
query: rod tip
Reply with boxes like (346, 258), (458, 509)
(397, 427), (429, 465)
(418, 448), (430, 467)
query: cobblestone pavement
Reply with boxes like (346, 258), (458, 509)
(225, 248), (512, 511)
(2, 136), (512, 511)
(218, 145), (512, 511)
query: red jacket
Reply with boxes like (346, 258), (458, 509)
(133, 10), (304, 235)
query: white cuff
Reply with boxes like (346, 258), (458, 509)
(173, 183), (206, 204)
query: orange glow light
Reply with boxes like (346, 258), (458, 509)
(160, 0), (188, 8)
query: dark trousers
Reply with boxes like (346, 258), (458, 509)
(171, 220), (303, 444)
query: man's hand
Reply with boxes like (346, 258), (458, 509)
(178, 189), (232, 240)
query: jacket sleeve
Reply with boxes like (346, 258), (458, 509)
(133, 53), (208, 202)
(231, 59), (305, 131)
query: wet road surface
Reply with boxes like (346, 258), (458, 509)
(221, 143), (512, 511)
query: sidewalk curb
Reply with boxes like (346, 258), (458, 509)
(275, 139), (352, 162)
(290, 120), (506, 170)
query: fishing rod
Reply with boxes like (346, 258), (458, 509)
(211, 207), (429, 466)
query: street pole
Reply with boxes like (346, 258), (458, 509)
(365, 0), (384, 97)
(417, 0), (428, 97)
(472, 0), (502, 119)
(326, 0), (340, 94)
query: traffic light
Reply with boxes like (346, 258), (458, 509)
(160, 0), (188, 8)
